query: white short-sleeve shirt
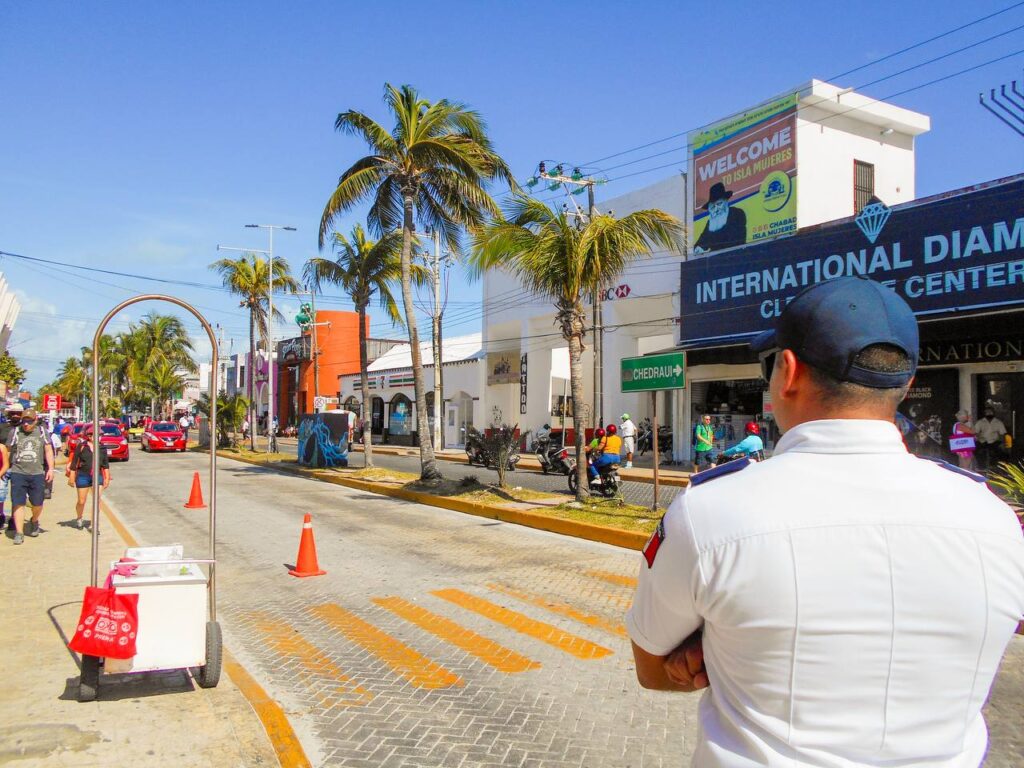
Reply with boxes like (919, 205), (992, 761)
(626, 419), (1024, 767)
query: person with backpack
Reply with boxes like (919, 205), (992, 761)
(0, 402), (24, 532)
(66, 434), (110, 530)
(8, 408), (55, 545)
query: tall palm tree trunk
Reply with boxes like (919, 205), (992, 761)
(248, 307), (257, 451)
(402, 196), (441, 481)
(566, 308), (589, 501)
(358, 304), (373, 468)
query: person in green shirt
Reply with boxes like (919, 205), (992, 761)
(693, 413), (715, 471)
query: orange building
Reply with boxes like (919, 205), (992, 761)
(277, 309), (366, 425)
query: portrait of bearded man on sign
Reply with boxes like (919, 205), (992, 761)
(694, 182), (747, 253)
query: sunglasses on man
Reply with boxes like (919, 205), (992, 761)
(759, 348), (780, 382)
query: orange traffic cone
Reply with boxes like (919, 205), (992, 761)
(289, 513), (326, 578)
(184, 472), (207, 509)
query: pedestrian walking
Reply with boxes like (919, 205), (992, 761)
(44, 426), (63, 499)
(7, 408), (55, 545)
(178, 412), (191, 442)
(973, 407), (1007, 470)
(626, 277), (1024, 767)
(692, 413), (714, 471)
(65, 436), (109, 529)
(619, 413), (636, 468)
(950, 409), (976, 470)
(0, 402), (24, 531)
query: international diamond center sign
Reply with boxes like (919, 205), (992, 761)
(621, 352), (686, 393)
(679, 175), (1024, 346)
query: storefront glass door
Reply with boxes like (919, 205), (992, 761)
(977, 373), (1023, 465)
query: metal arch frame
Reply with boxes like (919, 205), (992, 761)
(89, 295), (219, 622)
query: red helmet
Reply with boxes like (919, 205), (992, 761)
(606, 423), (617, 435)
(595, 427), (606, 438)
(745, 421), (760, 435)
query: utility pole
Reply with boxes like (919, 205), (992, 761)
(530, 163), (604, 429)
(245, 224), (296, 453)
(431, 228), (443, 451)
(296, 288), (330, 409)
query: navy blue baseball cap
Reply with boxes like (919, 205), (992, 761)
(751, 276), (918, 388)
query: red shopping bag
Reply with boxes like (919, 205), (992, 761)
(68, 583), (139, 660)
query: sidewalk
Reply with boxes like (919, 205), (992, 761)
(0, 473), (280, 767)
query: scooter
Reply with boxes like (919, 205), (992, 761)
(536, 437), (572, 475)
(637, 418), (653, 456)
(566, 454), (623, 498)
(465, 428), (520, 471)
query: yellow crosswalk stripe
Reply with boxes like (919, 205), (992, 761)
(373, 596), (541, 673)
(250, 611), (373, 708)
(486, 583), (628, 638)
(432, 589), (613, 660)
(586, 569), (638, 588)
(309, 603), (463, 690)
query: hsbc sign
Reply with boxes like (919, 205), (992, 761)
(601, 284), (632, 301)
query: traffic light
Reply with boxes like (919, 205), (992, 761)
(295, 302), (312, 326)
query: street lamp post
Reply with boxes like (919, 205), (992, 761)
(246, 225), (296, 453)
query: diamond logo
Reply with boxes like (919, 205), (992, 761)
(855, 200), (891, 244)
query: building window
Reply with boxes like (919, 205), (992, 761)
(389, 394), (412, 436)
(854, 160), (875, 213)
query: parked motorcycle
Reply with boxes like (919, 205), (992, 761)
(637, 418), (653, 456)
(465, 428), (520, 471)
(565, 455), (622, 498)
(536, 438), (572, 475)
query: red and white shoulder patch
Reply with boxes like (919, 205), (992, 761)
(642, 518), (666, 568)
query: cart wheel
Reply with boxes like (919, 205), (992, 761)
(196, 621), (222, 689)
(79, 654), (100, 702)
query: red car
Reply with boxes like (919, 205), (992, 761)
(141, 421), (187, 452)
(83, 423), (130, 462)
(64, 422), (88, 457)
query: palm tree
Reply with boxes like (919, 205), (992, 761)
(54, 356), (88, 408)
(306, 224), (414, 468)
(320, 83), (515, 481)
(210, 252), (300, 449)
(197, 391), (250, 447)
(471, 196), (681, 499)
(145, 361), (184, 417)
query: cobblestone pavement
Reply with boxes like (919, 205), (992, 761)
(350, 451), (683, 510)
(104, 452), (1022, 767)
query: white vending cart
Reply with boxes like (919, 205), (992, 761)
(78, 295), (222, 701)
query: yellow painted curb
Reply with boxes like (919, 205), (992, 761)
(215, 451), (651, 551)
(99, 497), (311, 768)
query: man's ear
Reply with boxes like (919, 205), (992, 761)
(776, 349), (802, 399)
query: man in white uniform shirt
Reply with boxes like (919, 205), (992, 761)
(626, 277), (1024, 767)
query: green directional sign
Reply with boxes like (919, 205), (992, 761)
(620, 352), (686, 393)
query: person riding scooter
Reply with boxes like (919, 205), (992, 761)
(717, 421), (765, 464)
(589, 423), (622, 479)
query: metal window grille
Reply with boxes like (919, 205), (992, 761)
(854, 160), (875, 213)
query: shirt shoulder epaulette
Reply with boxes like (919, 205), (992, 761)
(688, 457), (751, 487)
(923, 456), (987, 483)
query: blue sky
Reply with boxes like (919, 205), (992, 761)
(2, 0), (1023, 390)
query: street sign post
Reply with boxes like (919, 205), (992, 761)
(620, 352), (685, 393)
(42, 394), (62, 412)
(620, 352), (686, 511)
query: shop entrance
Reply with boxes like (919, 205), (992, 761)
(976, 373), (1023, 465)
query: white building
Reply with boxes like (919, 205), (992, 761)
(482, 79), (929, 461)
(338, 333), (485, 447)
(0, 273), (22, 354)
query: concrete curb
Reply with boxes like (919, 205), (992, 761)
(213, 451), (651, 551)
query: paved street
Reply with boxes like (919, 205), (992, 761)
(104, 451), (1022, 767)
(105, 450), (697, 767)
(345, 449), (684, 510)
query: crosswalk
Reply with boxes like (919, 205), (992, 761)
(246, 570), (636, 707)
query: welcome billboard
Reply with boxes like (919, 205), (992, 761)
(690, 94), (798, 254)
